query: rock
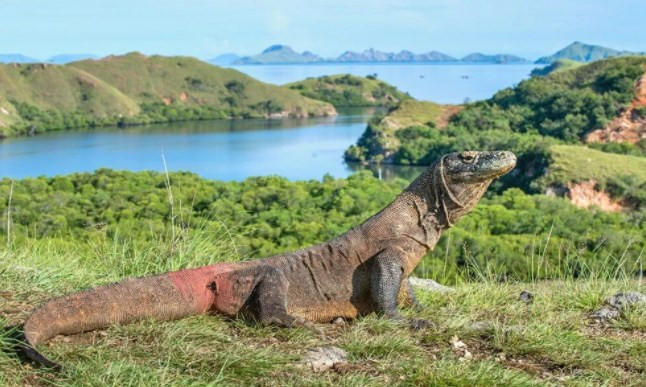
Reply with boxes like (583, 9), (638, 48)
(331, 317), (346, 325)
(450, 335), (473, 361)
(590, 306), (620, 321)
(605, 292), (646, 309)
(409, 277), (455, 293)
(590, 291), (645, 322)
(303, 346), (348, 372)
(519, 290), (533, 304)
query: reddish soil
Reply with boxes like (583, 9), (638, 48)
(437, 105), (462, 128)
(566, 180), (626, 212)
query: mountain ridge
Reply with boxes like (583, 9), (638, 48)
(232, 45), (529, 65)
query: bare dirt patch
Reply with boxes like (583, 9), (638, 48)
(436, 105), (462, 128)
(566, 180), (626, 212)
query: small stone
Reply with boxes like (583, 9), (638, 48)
(590, 291), (645, 322)
(450, 335), (472, 360)
(332, 317), (346, 325)
(605, 292), (646, 309)
(591, 305), (620, 321)
(303, 346), (348, 372)
(519, 290), (533, 304)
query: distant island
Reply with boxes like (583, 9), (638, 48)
(535, 41), (646, 64)
(0, 53), (40, 63)
(217, 45), (530, 65)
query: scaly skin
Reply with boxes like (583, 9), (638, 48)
(19, 150), (516, 369)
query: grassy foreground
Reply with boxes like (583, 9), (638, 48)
(0, 235), (644, 386)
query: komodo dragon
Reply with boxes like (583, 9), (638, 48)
(17, 150), (516, 369)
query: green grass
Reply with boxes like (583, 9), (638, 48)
(531, 59), (584, 77)
(539, 145), (646, 189)
(379, 100), (450, 130)
(71, 53), (332, 114)
(287, 74), (410, 107)
(1, 234), (644, 386)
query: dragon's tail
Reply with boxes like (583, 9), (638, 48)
(21, 264), (228, 370)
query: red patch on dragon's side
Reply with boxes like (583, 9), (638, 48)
(167, 263), (238, 313)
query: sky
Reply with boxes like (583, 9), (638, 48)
(1, 0), (645, 61)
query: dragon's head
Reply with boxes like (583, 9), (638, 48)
(434, 151), (516, 226)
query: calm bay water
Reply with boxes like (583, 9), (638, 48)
(1, 64), (538, 180)
(0, 111), (424, 181)
(232, 63), (538, 104)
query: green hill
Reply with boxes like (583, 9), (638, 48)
(287, 74), (410, 107)
(530, 59), (583, 77)
(535, 41), (644, 64)
(345, 100), (460, 163)
(0, 53), (335, 137)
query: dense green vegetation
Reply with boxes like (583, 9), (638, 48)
(346, 57), (646, 203)
(288, 74), (410, 107)
(454, 57), (644, 142)
(0, 53), (335, 137)
(1, 170), (643, 284)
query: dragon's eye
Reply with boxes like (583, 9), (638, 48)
(459, 151), (477, 164)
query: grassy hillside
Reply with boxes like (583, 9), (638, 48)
(287, 74), (410, 107)
(530, 59), (583, 77)
(539, 145), (646, 188)
(0, 53), (335, 137)
(1, 237), (644, 385)
(345, 100), (460, 162)
(0, 63), (141, 135)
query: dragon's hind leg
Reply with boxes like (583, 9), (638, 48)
(249, 265), (305, 327)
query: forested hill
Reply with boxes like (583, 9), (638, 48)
(0, 53), (335, 137)
(287, 74), (411, 107)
